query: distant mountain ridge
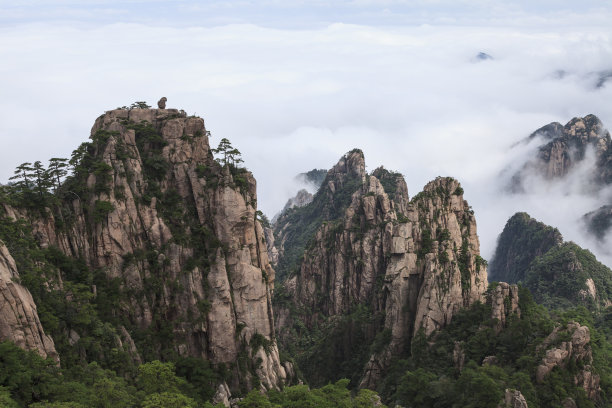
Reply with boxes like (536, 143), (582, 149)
(511, 114), (612, 190)
(509, 114), (612, 243)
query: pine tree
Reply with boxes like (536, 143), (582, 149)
(212, 138), (243, 168)
(47, 158), (69, 192)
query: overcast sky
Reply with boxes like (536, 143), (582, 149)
(2, 0), (612, 264)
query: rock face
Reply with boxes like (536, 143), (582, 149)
(536, 322), (600, 399)
(501, 389), (528, 408)
(489, 212), (562, 284)
(488, 282), (520, 331)
(0, 242), (57, 361)
(513, 114), (612, 188)
(281, 189), (313, 212)
(2, 107), (288, 394)
(274, 150), (488, 388)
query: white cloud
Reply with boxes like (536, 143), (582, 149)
(1, 14), (612, 267)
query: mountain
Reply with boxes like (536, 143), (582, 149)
(2, 105), (612, 407)
(490, 212), (612, 310)
(0, 106), (291, 403)
(508, 114), (612, 245)
(273, 149), (488, 388)
(511, 114), (612, 189)
(488, 212), (563, 283)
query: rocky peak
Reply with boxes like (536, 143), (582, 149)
(491, 212), (612, 310)
(1, 105), (291, 397)
(274, 150), (488, 389)
(324, 149), (366, 193)
(512, 114), (612, 188)
(281, 189), (313, 212)
(489, 212), (563, 283)
(528, 121), (564, 141)
(330, 148), (366, 176)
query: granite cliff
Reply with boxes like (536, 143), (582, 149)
(273, 150), (488, 388)
(0, 106), (290, 399)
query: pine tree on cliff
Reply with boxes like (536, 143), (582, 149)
(213, 138), (243, 168)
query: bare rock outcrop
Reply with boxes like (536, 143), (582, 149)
(500, 389), (528, 408)
(0, 242), (57, 361)
(536, 322), (600, 398)
(6, 107), (289, 395)
(264, 227), (279, 267)
(513, 114), (611, 186)
(274, 150), (488, 389)
(488, 282), (520, 331)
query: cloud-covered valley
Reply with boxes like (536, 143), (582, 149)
(1, 7), (612, 265)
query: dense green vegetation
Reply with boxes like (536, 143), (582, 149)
(0, 341), (225, 408)
(525, 242), (612, 310)
(236, 379), (386, 407)
(379, 287), (612, 408)
(0, 339), (387, 407)
(489, 212), (562, 283)
(276, 303), (385, 388)
(371, 167), (403, 201)
(490, 212), (612, 311)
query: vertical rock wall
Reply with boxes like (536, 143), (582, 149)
(274, 150), (488, 388)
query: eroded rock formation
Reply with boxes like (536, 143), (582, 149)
(2, 107), (289, 396)
(488, 282), (520, 331)
(536, 322), (600, 399)
(500, 389), (528, 408)
(0, 242), (57, 361)
(513, 114), (611, 187)
(274, 149), (488, 388)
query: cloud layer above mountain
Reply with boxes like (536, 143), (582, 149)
(1, 2), (612, 263)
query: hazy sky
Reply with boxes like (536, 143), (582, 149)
(2, 0), (612, 263)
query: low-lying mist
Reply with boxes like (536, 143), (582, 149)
(1, 16), (612, 268)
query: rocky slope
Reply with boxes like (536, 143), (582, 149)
(274, 150), (488, 388)
(536, 322), (600, 399)
(0, 241), (57, 361)
(0, 106), (290, 397)
(490, 212), (612, 310)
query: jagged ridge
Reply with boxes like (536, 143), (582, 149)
(273, 149), (488, 389)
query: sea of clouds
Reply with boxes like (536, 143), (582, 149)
(1, 2), (612, 265)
